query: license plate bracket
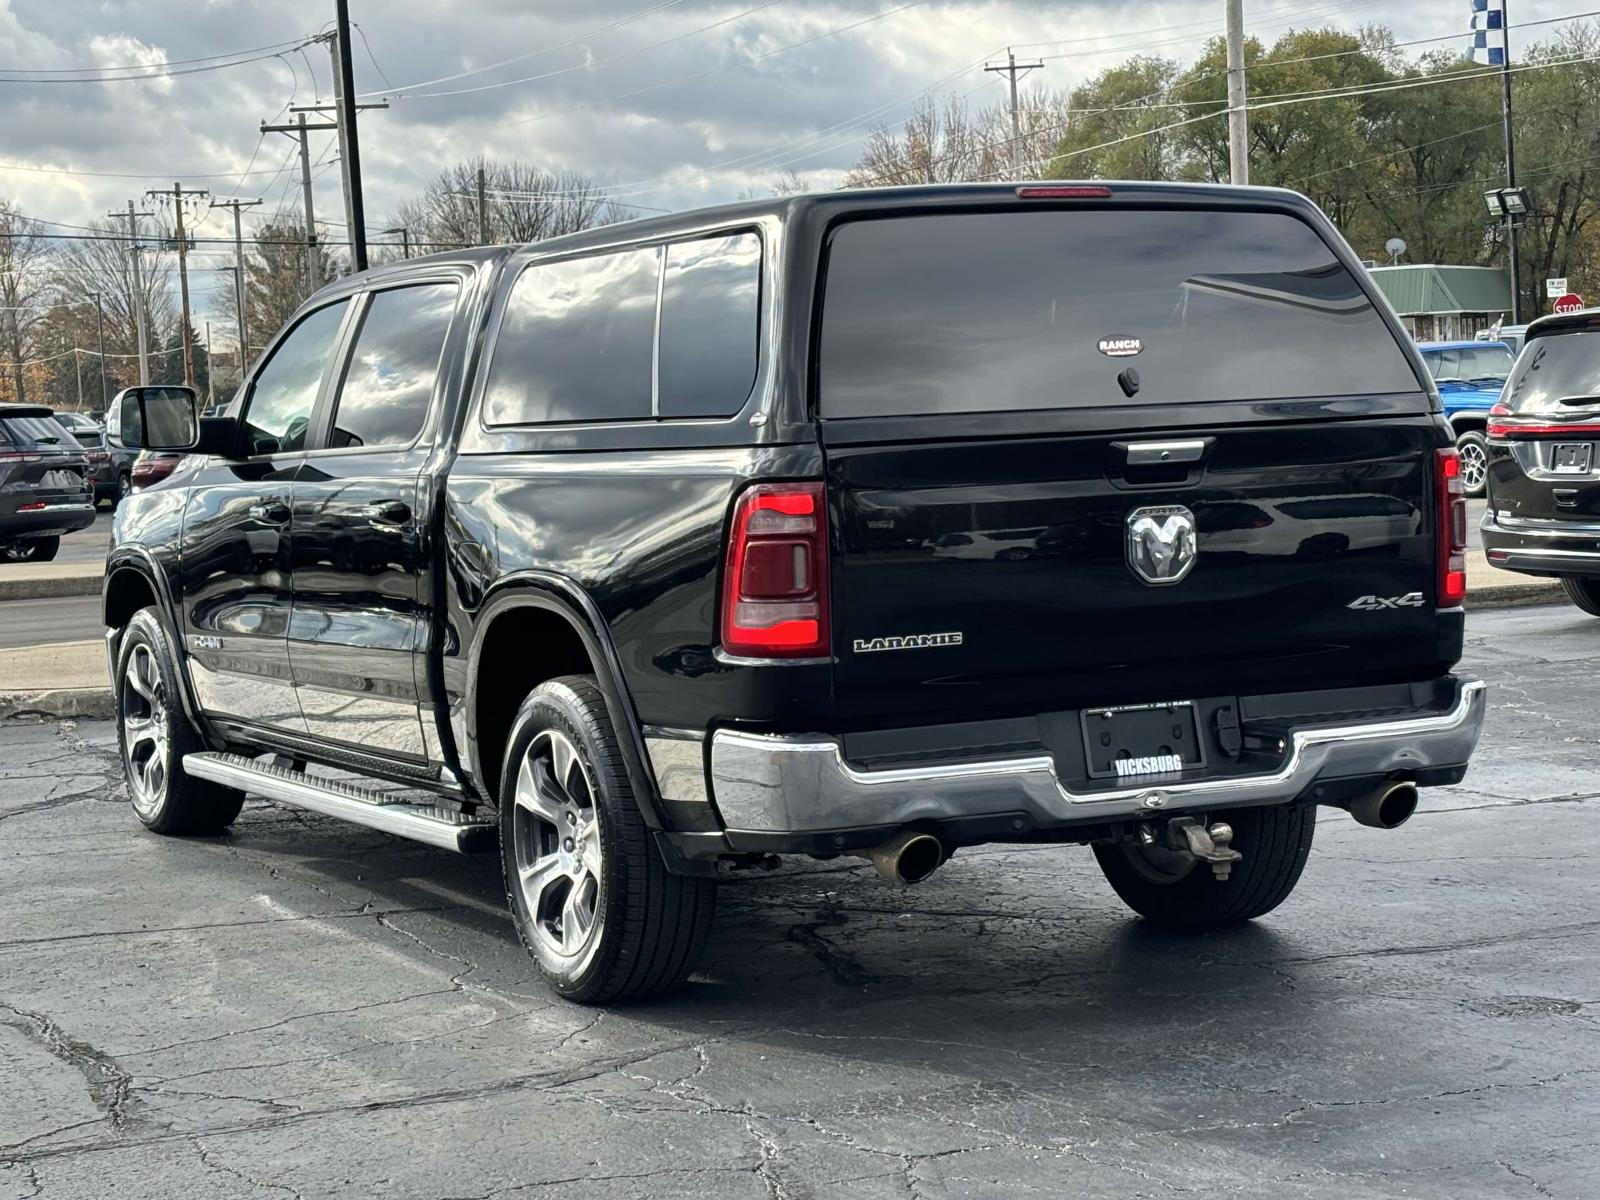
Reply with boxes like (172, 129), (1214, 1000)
(1552, 443), (1593, 474)
(1081, 701), (1206, 781)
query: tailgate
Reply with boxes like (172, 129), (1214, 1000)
(814, 201), (1442, 725)
(825, 418), (1439, 723)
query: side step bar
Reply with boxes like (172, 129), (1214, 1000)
(183, 752), (498, 853)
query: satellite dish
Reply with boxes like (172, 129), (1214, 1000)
(1385, 237), (1408, 263)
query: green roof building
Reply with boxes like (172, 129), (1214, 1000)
(1365, 264), (1514, 342)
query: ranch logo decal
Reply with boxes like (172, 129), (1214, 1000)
(1097, 335), (1144, 358)
(852, 632), (964, 654)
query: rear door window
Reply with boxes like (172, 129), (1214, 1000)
(327, 283), (458, 449)
(658, 232), (761, 417)
(1505, 330), (1600, 415)
(483, 248), (658, 426)
(817, 209), (1420, 418)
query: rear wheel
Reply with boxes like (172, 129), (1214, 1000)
(499, 676), (716, 1004)
(3, 536), (59, 563)
(1093, 804), (1316, 929)
(1455, 430), (1489, 498)
(116, 608), (244, 835)
(1561, 576), (1600, 617)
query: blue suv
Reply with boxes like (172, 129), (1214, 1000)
(1418, 340), (1515, 497)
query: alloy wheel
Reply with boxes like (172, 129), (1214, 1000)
(511, 730), (605, 973)
(121, 642), (170, 818)
(1458, 438), (1488, 494)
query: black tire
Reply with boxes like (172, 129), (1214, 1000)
(1456, 429), (1489, 499)
(499, 675), (716, 1004)
(116, 472), (131, 506)
(1093, 804), (1316, 930)
(115, 607), (245, 835)
(1561, 576), (1600, 617)
(4, 536), (59, 563)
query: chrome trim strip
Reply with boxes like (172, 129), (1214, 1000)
(1124, 439), (1207, 466)
(643, 730), (712, 808)
(713, 648), (832, 668)
(1485, 513), (1600, 538)
(709, 680), (1487, 834)
(1489, 546), (1600, 560)
(183, 752), (497, 852)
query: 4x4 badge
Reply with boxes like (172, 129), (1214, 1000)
(1347, 592), (1424, 611)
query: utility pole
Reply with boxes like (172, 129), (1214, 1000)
(111, 201), (155, 385)
(264, 112), (337, 291)
(213, 198), (262, 377)
(204, 320), (215, 408)
(380, 225), (410, 258)
(332, 1), (369, 271)
(1226, 0), (1249, 185)
(985, 50), (1044, 178)
(292, 90), (387, 269)
(477, 163), (489, 245)
(1500, 0), (1522, 323)
(72, 343), (84, 410)
(145, 182), (208, 389)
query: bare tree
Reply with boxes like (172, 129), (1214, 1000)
(0, 201), (52, 403)
(392, 158), (616, 250)
(50, 220), (177, 399)
(845, 91), (1074, 188)
(213, 221), (342, 365)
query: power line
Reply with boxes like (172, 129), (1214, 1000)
(358, 0), (691, 97)
(0, 41), (317, 85)
(506, 0), (938, 128)
(0, 35), (313, 76)
(391, 0), (790, 101)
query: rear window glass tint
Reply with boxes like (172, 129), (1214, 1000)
(0, 416), (74, 447)
(818, 209), (1419, 418)
(483, 248), (658, 426)
(658, 232), (761, 417)
(1505, 330), (1600, 415)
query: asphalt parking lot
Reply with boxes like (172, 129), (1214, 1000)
(2, 604), (1596, 1199)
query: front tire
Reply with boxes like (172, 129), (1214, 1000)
(1456, 430), (1489, 498)
(116, 608), (244, 835)
(1093, 804), (1315, 929)
(1561, 576), (1600, 616)
(499, 676), (716, 1004)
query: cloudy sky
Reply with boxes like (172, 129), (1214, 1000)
(0, 0), (1582, 330)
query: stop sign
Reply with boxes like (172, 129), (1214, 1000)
(1554, 293), (1585, 314)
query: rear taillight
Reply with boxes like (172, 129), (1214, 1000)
(1437, 448), (1467, 609)
(18, 501), (45, 512)
(720, 482), (829, 659)
(1487, 400), (1600, 438)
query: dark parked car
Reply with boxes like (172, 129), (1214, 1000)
(129, 450), (184, 491)
(73, 426), (137, 505)
(104, 182), (1484, 1004)
(1481, 308), (1600, 615)
(0, 404), (96, 562)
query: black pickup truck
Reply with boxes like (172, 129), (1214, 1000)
(104, 182), (1486, 1003)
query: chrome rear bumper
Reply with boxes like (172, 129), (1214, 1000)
(706, 679), (1486, 837)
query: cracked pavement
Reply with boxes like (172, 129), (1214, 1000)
(2, 606), (1598, 1198)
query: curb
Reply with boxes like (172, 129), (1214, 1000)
(0, 688), (117, 721)
(0, 572), (102, 602)
(1469, 579), (1566, 609)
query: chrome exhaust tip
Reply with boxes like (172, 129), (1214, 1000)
(862, 830), (945, 885)
(1349, 780), (1419, 830)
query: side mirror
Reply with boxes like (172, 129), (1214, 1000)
(110, 385), (200, 451)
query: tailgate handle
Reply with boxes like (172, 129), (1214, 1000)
(1123, 439), (1210, 467)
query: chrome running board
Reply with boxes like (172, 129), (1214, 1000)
(183, 751), (497, 853)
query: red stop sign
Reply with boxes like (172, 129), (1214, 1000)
(1554, 293), (1585, 314)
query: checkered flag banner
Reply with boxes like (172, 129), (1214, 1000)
(1471, 0), (1506, 66)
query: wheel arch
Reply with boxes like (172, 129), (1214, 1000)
(102, 549), (207, 729)
(466, 573), (667, 830)
(1449, 414), (1488, 435)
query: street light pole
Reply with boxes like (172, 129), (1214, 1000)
(90, 292), (107, 412)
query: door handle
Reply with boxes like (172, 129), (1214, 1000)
(247, 501), (291, 523)
(360, 500), (412, 526)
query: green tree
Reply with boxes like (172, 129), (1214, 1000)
(1049, 57), (1185, 180)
